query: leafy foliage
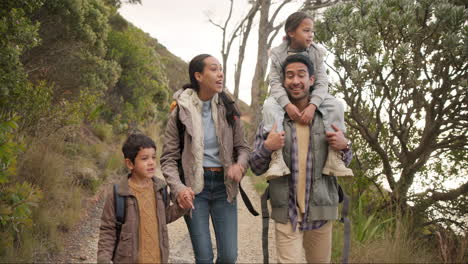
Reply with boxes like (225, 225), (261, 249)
(316, 0), (467, 230)
(0, 0), (173, 261)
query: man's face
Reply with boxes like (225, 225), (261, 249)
(283, 62), (315, 102)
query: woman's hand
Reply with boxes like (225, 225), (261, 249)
(300, 104), (316, 125)
(176, 187), (195, 209)
(227, 163), (245, 183)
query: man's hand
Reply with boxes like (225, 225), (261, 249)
(176, 187), (195, 209)
(326, 124), (348, 151)
(227, 163), (244, 182)
(300, 104), (317, 124)
(285, 103), (301, 122)
(264, 122), (285, 152)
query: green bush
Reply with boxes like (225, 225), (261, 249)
(92, 122), (114, 142)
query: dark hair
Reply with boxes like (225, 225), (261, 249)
(122, 133), (156, 164)
(284, 11), (313, 44)
(183, 53), (212, 92)
(283, 54), (315, 77)
(182, 54), (240, 127)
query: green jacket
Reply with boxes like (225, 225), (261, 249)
(251, 112), (339, 223)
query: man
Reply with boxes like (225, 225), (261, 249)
(249, 54), (352, 263)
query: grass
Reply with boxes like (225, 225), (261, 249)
(246, 169), (268, 193)
(1, 123), (128, 262)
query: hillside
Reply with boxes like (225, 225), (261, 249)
(154, 41), (252, 116)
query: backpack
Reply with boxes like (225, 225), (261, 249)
(172, 99), (259, 217)
(112, 183), (168, 260)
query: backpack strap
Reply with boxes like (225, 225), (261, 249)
(261, 186), (270, 264)
(175, 105), (186, 185)
(239, 182), (259, 216)
(113, 184), (126, 259)
(339, 185), (351, 264)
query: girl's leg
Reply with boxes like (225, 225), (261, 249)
(210, 171), (238, 264)
(261, 96), (290, 180)
(319, 95), (353, 177)
(262, 96), (285, 133)
(318, 94), (346, 133)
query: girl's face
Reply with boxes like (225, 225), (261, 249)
(195, 56), (224, 99)
(288, 18), (314, 50)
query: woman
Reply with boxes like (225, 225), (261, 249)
(160, 54), (250, 263)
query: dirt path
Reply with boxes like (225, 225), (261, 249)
(52, 175), (278, 263)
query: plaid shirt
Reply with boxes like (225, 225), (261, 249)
(250, 123), (352, 231)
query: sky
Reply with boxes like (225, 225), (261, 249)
(119, 0), (303, 104)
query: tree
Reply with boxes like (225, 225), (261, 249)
(234, 1), (260, 100)
(207, 0), (260, 91)
(316, 0), (467, 229)
(250, 0), (292, 127)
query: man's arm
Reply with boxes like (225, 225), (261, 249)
(249, 124), (273, 175)
(160, 110), (187, 200)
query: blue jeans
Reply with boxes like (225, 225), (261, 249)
(184, 170), (238, 264)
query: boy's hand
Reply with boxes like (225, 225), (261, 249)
(326, 124), (348, 151)
(177, 187), (195, 209)
(285, 103), (301, 121)
(300, 104), (316, 125)
(227, 163), (244, 182)
(264, 122), (285, 152)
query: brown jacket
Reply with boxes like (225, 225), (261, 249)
(97, 176), (187, 263)
(160, 89), (250, 202)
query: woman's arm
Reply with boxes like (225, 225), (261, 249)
(160, 109), (187, 201)
(231, 116), (251, 173)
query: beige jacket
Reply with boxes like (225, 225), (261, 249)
(160, 89), (250, 202)
(97, 176), (187, 263)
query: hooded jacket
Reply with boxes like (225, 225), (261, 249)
(160, 89), (250, 202)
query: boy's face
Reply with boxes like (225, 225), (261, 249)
(125, 147), (156, 179)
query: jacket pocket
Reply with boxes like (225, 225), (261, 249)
(312, 175), (339, 206)
(269, 176), (289, 208)
(115, 231), (133, 257)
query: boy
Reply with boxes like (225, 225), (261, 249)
(97, 133), (187, 263)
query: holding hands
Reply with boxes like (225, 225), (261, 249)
(177, 187), (195, 209)
(227, 163), (245, 183)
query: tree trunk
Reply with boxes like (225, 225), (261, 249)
(250, 0), (271, 130)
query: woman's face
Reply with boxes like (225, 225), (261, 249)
(195, 56), (224, 98)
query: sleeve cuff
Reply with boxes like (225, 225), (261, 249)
(309, 95), (324, 108)
(259, 143), (273, 159)
(278, 95), (291, 108)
